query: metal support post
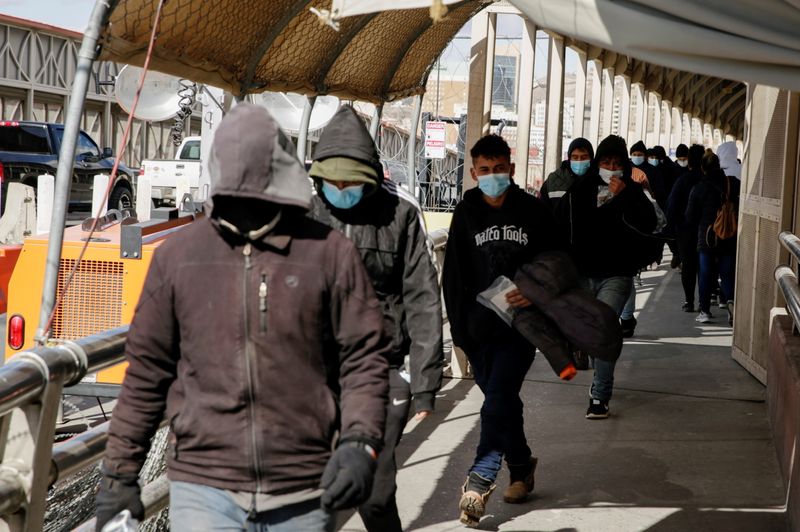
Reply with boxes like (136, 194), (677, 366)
(661, 101), (672, 148)
(618, 75), (631, 139)
(35, 0), (112, 345)
(24, 89), (34, 122)
(515, 20), (536, 191)
(648, 93), (662, 147)
(544, 33), (565, 176)
(600, 66), (615, 139)
(369, 103), (383, 141)
(588, 60), (602, 147)
(407, 95), (423, 200)
(296, 96), (316, 163)
(463, 11), (496, 191)
(572, 49), (587, 139)
(633, 84), (646, 143)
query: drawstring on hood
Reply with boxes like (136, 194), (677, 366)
(207, 103), (311, 232)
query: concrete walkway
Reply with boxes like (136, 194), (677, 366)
(340, 263), (787, 531)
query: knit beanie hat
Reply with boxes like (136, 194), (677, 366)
(676, 144), (689, 157)
(596, 135), (629, 163)
(630, 140), (647, 154)
(568, 137), (594, 160)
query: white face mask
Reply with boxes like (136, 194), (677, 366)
(677, 159), (688, 168)
(598, 168), (623, 184)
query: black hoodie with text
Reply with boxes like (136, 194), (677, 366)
(442, 184), (561, 351)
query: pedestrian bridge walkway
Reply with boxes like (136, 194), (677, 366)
(341, 262), (787, 531)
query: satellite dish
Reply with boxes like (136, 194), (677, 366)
(256, 92), (340, 133)
(114, 65), (184, 122)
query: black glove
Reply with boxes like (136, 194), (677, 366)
(95, 468), (144, 531)
(319, 441), (378, 511)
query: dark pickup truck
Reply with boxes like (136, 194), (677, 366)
(0, 121), (136, 213)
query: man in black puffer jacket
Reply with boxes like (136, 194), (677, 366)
(308, 105), (444, 532)
(552, 135), (657, 420)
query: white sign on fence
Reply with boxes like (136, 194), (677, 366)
(424, 121), (446, 159)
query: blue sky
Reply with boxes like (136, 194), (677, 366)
(0, 0), (94, 31)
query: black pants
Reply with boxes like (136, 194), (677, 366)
(358, 368), (410, 532)
(678, 233), (698, 305)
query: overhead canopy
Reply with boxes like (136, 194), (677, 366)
(509, 0), (800, 93)
(99, 0), (486, 103)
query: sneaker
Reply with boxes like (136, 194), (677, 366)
(585, 398), (610, 419)
(620, 317), (637, 338)
(573, 350), (589, 370)
(718, 298), (727, 309)
(503, 456), (538, 503)
(695, 311), (713, 323)
(727, 301), (734, 326)
(681, 301), (695, 313)
(459, 472), (496, 527)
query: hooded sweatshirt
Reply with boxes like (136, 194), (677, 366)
(554, 135), (658, 278)
(442, 184), (561, 351)
(717, 141), (742, 180)
(308, 106), (444, 413)
(540, 137), (594, 209)
(104, 104), (390, 495)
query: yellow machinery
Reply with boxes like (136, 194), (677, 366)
(4, 211), (196, 394)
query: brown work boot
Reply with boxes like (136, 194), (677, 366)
(503, 456), (538, 503)
(459, 472), (496, 527)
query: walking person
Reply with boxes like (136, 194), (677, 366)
(307, 106), (444, 532)
(443, 134), (561, 526)
(540, 137), (594, 209)
(686, 151), (740, 325)
(553, 135), (657, 419)
(666, 144), (705, 312)
(95, 104), (391, 532)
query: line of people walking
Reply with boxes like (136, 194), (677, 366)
(92, 101), (741, 532)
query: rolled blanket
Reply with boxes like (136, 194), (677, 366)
(512, 307), (576, 380)
(513, 251), (579, 305)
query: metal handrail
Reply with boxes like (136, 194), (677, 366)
(776, 266), (800, 331)
(428, 228), (448, 251)
(0, 326), (128, 420)
(780, 231), (800, 261)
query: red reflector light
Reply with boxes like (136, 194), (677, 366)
(0, 121), (19, 127)
(8, 314), (24, 350)
(0, 162), (4, 183)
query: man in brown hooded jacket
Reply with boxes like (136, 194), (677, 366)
(95, 104), (390, 531)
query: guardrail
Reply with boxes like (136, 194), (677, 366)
(777, 231), (800, 334)
(0, 326), (169, 531)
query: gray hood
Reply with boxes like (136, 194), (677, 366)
(208, 103), (311, 209)
(716, 141), (741, 180)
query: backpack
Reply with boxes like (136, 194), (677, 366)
(708, 176), (737, 245)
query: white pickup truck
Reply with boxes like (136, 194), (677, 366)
(141, 136), (201, 207)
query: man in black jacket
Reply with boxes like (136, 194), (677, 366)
(443, 134), (561, 526)
(96, 104), (390, 531)
(666, 144), (705, 311)
(553, 135), (657, 419)
(308, 106), (444, 532)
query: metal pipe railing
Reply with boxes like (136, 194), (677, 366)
(780, 231), (800, 261)
(776, 266), (800, 332)
(428, 228), (448, 251)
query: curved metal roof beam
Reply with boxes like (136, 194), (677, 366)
(239, 0), (314, 96)
(378, 18), (435, 100)
(312, 13), (380, 94)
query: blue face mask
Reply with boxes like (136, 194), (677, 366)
(477, 173), (511, 198)
(321, 181), (364, 209)
(648, 158), (659, 167)
(570, 160), (591, 176)
(631, 156), (645, 166)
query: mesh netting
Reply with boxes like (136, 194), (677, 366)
(101, 0), (481, 102)
(44, 427), (170, 531)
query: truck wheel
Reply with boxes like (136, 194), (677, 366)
(108, 184), (133, 211)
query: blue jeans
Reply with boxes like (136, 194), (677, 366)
(169, 481), (334, 532)
(466, 340), (535, 482)
(699, 250), (735, 313)
(620, 277), (636, 320)
(580, 276), (632, 402)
